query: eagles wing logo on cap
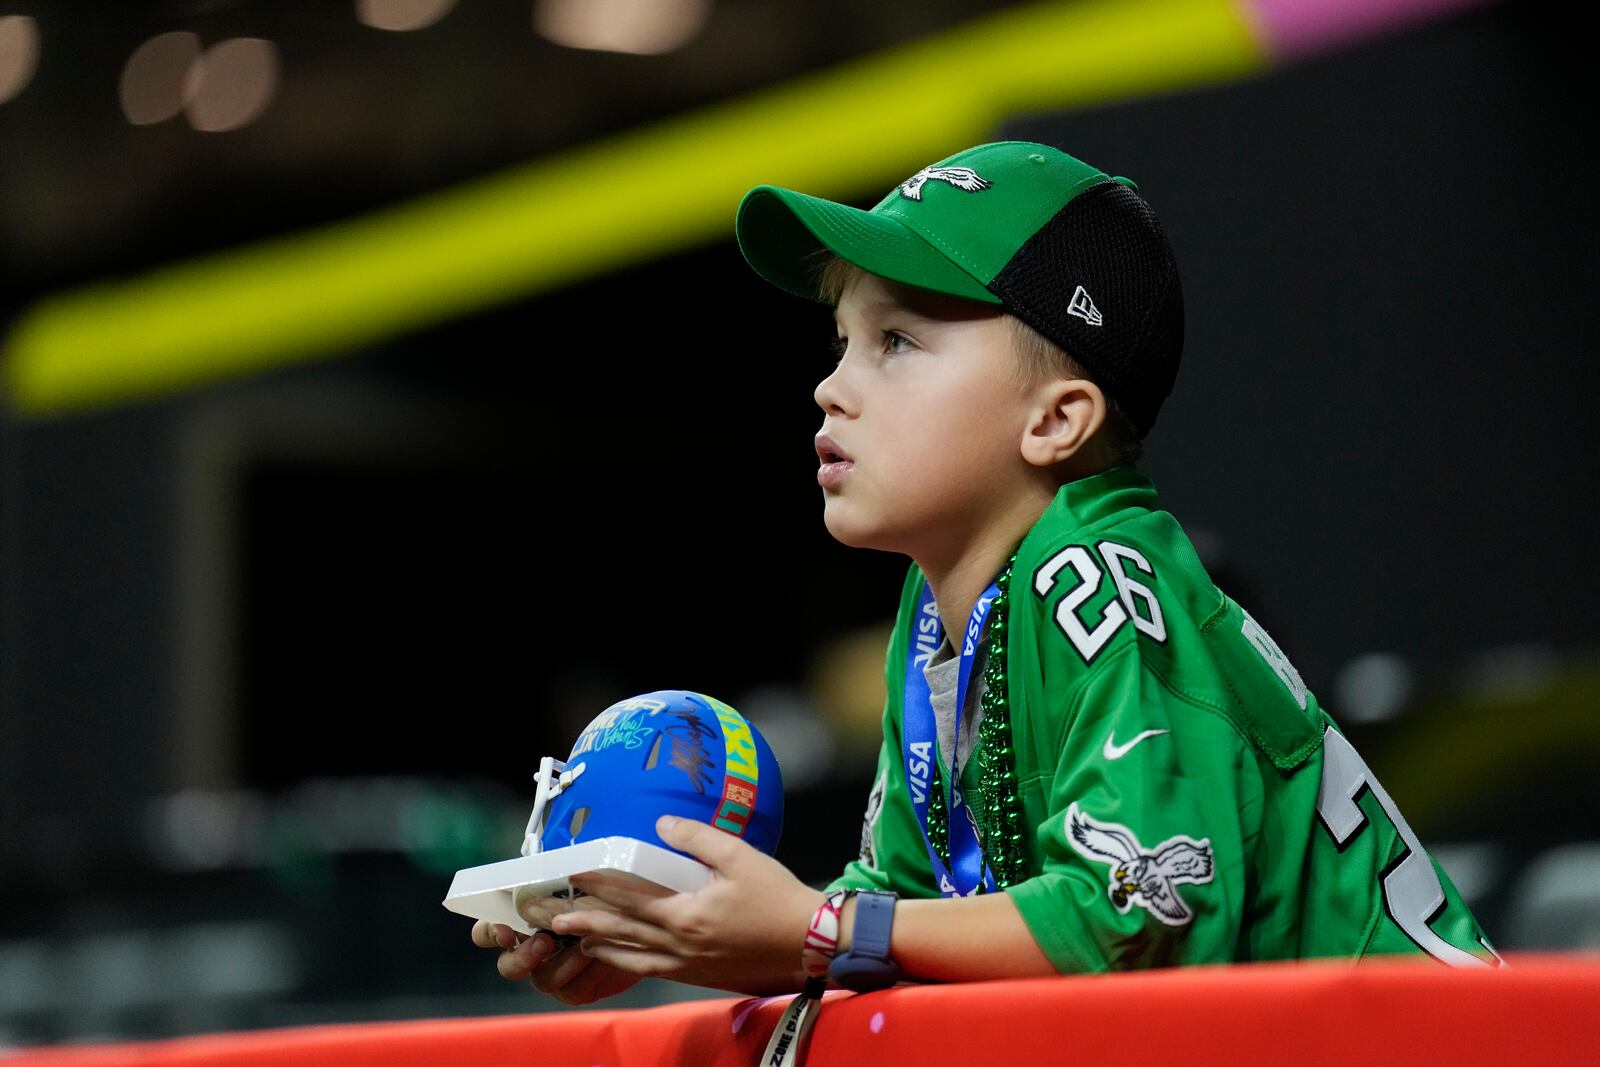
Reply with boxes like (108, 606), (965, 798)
(898, 165), (991, 201)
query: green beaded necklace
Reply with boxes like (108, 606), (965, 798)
(922, 546), (1030, 892)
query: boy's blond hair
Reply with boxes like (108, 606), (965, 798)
(815, 255), (1144, 471)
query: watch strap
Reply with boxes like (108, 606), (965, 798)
(848, 890), (897, 960)
(827, 889), (902, 991)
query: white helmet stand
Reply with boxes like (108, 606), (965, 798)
(443, 757), (710, 935)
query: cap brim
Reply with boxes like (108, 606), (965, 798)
(735, 185), (1001, 306)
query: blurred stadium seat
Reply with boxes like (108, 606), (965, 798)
(1502, 842), (1600, 951)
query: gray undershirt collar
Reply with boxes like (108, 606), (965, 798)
(922, 631), (988, 779)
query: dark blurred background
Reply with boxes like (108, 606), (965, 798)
(2, 0), (1596, 1049)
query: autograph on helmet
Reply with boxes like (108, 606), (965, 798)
(657, 710), (716, 793)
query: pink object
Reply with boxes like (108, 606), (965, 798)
(1242, 0), (1499, 61)
(870, 1011), (886, 1034)
(731, 995), (786, 1034)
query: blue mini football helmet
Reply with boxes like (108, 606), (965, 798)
(521, 690), (784, 860)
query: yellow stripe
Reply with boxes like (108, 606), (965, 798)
(2, 0), (1262, 415)
(708, 696), (761, 785)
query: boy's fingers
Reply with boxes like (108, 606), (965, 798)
(554, 908), (674, 954)
(532, 942), (597, 999)
(497, 932), (560, 981)
(471, 920), (528, 951)
(554, 954), (635, 1005)
(515, 892), (551, 929)
(650, 817), (748, 875)
(517, 888), (623, 931)
(580, 939), (678, 979)
(565, 874), (678, 929)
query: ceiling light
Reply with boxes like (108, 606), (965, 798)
(185, 37), (280, 134)
(0, 14), (40, 105)
(534, 0), (711, 56)
(120, 31), (202, 125)
(356, 0), (457, 33)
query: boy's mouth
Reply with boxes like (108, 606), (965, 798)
(816, 433), (854, 489)
(815, 433), (853, 465)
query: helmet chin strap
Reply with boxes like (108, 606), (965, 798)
(521, 756), (587, 857)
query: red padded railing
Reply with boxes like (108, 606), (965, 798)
(5, 954), (1597, 1066)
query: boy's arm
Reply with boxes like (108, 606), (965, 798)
(834, 887), (1056, 982)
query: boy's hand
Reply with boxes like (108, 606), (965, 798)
(542, 816), (821, 990)
(470, 917), (642, 1006)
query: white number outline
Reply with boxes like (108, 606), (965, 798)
(1316, 725), (1500, 968)
(1034, 540), (1166, 663)
(1098, 540), (1167, 643)
(1035, 545), (1125, 663)
(1240, 607), (1308, 709)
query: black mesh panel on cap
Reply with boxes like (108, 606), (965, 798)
(987, 181), (1184, 437)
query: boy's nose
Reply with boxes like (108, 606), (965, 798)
(814, 365), (850, 414)
(813, 376), (833, 411)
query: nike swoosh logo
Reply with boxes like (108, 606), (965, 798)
(1103, 728), (1170, 760)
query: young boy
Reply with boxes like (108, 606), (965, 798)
(471, 141), (1501, 1005)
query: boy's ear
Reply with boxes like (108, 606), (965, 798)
(1021, 377), (1107, 469)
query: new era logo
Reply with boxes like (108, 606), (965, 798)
(1068, 285), (1102, 326)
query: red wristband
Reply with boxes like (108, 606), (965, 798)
(800, 889), (851, 979)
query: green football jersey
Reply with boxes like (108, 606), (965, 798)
(825, 462), (1502, 972)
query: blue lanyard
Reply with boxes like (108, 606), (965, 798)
(902, 575), (1001, 897)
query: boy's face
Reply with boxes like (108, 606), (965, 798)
(814, 270), (1034, 561)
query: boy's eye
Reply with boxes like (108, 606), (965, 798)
(827, 331), (912, 363)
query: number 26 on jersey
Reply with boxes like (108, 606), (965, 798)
(1034, 540), (1167, 663)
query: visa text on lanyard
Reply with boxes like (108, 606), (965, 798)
(901, 576), (1000, 898)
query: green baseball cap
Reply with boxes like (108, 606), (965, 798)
(734, 140), (1184, 436)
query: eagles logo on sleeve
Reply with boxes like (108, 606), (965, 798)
(1065, 802), (1215, 925)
